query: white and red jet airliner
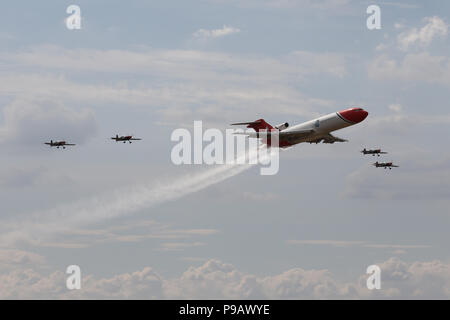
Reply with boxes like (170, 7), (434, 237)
(231, 107), (368, 147)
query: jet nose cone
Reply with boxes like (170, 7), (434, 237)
(338, 107), (368, 124)
(361, 110), (369, 121)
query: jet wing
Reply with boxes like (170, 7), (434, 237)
(64, 143), (76, 146)
(279, 130), (316, 142)
(129, 138), (142, 140)
(234, 129), (314, 140)
(311, 133), (348, 144)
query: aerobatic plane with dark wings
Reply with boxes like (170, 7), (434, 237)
(373, 161), (399, 169)
(111, 135), (142, 143)
(361, 148), (387, 156)
(231, 107), (368, 148)
(44, 140), (76, 149)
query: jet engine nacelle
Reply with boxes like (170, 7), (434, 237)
(275, 122), (289, 131)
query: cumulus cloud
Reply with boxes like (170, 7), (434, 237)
(398, 17), (448, 51)
(0, 98), (97, 147)
(361, 258), (450, 299)
(0, 269), (67, 299)
(193, 25), (240, 39)
(0, 249), (46, 269)
(73, 267), (164, 299)
(1, 258), (449, 299)
(369, 16), (450, 86)
(0, 259), (352, 299)
(368, 52), (450, 86)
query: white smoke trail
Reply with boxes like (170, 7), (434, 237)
(1, 146), (272, 245)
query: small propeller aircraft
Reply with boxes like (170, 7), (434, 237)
(361, 148), (387, 156)
(44, 140), (76, 149)
(231, 107), (368, 148)
(373, 161), (399, 170)
(111, 135), (142, 143)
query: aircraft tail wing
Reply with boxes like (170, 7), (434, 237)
(231, 119), (274, 132)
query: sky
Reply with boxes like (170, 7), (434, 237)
(0, 0), (449, 299)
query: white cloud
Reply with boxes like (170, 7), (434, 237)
(208, 0), (351, 10)
(0, 167), (44, 188)
(398, 16), (448, 51)
(368, 52), (450, 86)
(0, 98), (97, 147)
(0, 249), (46, 269)
(375, 43), (388, 51)
(193, 25), (240, 39)
(36, 224), (219, 249)
(1, 46), (345, 82)
(76, 267), (164, 299)
(0, 166), (74, 189)
(158, 242), (206, 251)
(368, 113), (450, 128)
(288, 240), (365, 247)
(288, 240), (430, 249)
(0, 269), (67, 299)
(286, 51), (347, 78)
(388, 104), (402, 113)
(342, 154), (450, 200)
(0, 46), (347, 126)
(371, 17), (449, 85)
(380, 2), (420, 9)
(1, 258), (449, 299)
(364, 258), (450, 299)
